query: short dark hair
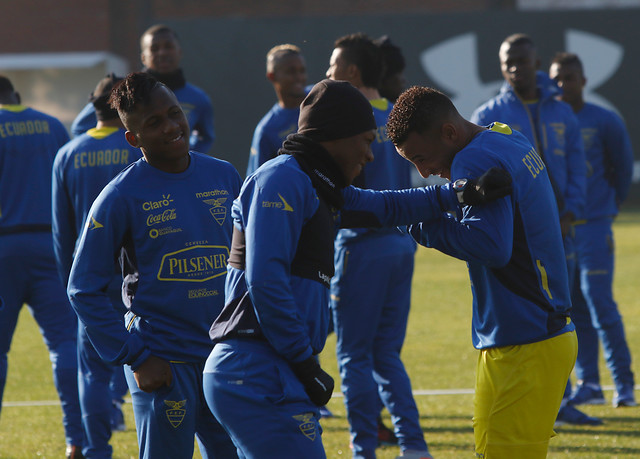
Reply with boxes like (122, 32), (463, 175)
(387, 86), (457, 146)
(334, 33), (384, 88)
(550, 52), (584, 74)
(0, 75), (15, 94)
(375, 35), (405, 79)
(140, 24), (179, 49)
(109, 72), (163, 126)
(502, 33), (535, 49)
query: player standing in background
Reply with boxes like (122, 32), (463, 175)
(204, 78), (510, 459)
(0, 75), (83, 459)
(326, 33), (431, 459)
(388, 85), (577, 459)
(246, 44), (308, 177)
(67, 72), (240, 459)
(549, 52), (636, 408)
(470, 34), (594, 426)
(52, 74), (143, 458)
(71, 24), (215, 155)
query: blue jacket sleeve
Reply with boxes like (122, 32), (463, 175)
(604, 112), (634, 204)
(71, 103), (97, 137)
(341, 183), (460, 227)
(242, 175), (317, 363)
(189, 94), (215, 154)
(51, 150), (76, 287)
(67, 185), (150, 369)
(408, 197), (513, 267)
(561, 113), (587, 218)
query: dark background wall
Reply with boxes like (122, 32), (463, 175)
(1, 2), (638, 196)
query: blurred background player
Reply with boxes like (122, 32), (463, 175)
(67, 72), (239, 459)
(246, 44), (308, 177)
(470, 34), (594, 426)
(52, 74), (143, 458)
(71, 24), (215, 155)
(549, 52), (636, 409)
(326, 33), (431, 459)
(0, 75), (83, 458)
(374, 35), (407, 104)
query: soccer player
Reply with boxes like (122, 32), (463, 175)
(246, 44), (308, 177)
(203, 79), (510, 458)
(549, 52), (636, 408)
(71, 24), (215, 154)
(0, 75), (83, 458)
(388, 85), (578, 459)
(326, 33), (430, 459)
(52, 74), (143, 458)
(470, 34), (594, 425)
(67, 72), (240, 459)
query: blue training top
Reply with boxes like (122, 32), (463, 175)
(574, 102), (634, 219)
(52, 126), (143, 284)
(410, 123), (574, 349)
(0, 104), (69, 233)
(471, 72), (586, 220)
(246, 103), (299, 177)
(68, 152), (241, 369)
(213, 152), (464, 364)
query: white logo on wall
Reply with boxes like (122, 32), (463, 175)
(419, 29), (623, 118)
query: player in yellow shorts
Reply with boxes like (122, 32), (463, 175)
(387, 87), (581, 458)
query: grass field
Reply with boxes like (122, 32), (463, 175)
(2, 210), (640, 458)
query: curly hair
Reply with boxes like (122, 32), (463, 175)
(108, 72), (162, 126)
(386, 86), (457, 146)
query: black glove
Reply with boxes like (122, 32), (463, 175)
(290, 356), (335, 406)
(453, 167), (513, 206)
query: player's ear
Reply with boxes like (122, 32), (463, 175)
(125, 131), (140, 148)
(266, 71), (276, 83)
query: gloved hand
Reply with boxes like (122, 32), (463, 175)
(290, 356), (335, 406)
(455, 167), (513, 206)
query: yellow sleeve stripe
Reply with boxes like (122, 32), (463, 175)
(536, 259), (553, 300)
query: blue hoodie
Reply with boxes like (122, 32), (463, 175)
(471, 72), (586, 220)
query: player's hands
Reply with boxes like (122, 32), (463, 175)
(290, 356), (335, 406)
(134, 355), (172, 393)
(457, 167), (512, 206)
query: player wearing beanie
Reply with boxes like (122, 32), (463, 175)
(203, 79), (511, 458)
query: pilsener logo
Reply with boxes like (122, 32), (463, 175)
(262, 193), (293, 211)
(158, 245), (229, 282)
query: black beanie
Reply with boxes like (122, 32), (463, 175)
(90, 73), (123, 121)
(298, 79), (376, 141)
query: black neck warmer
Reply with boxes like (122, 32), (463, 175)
(145, 68), (187, 91)
(278, 134), (346, 209)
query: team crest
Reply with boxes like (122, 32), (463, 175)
(203, 198), (227, 225)
(164, 400), (187, 428)
(293, 413), (317, 441)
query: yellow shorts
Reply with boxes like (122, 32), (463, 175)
(473, 329), (577, 459)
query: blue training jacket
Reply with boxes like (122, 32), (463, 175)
(471, 72), (586, 220)
(68, 153), (241, 369)
(211, 152), (464, 365)
(574, 102), (634, 219)
(246, 103), (299, 177)
(52, 127), (142, 285)
(0, 105), (69, 233)
(410, 123), (574, 349)
(71, 82), (215, 154)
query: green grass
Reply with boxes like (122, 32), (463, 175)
(2, 210), (640, 458)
